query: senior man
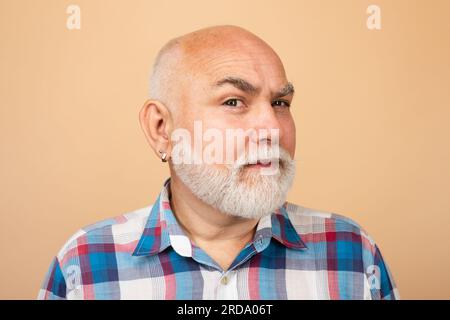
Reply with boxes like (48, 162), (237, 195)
(38, 25), (399, 300)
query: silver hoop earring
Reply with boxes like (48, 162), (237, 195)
(158, 150), (168, 162)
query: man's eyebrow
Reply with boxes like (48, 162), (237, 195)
(214, 76), (295, 99)
(214, 77), (260, 95)
(273, 82), (295, 99)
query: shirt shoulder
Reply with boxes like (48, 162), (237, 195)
(284, 201), (399, 300)
(38, 205), (154, 299)
(284, 201), (375, 245)
(55, 205), (152, 262)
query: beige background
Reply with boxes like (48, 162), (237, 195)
(1, 0), (449, 299)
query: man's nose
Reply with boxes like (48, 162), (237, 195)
(248, 103), (283, 144)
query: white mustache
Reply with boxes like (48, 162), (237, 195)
(231, 146), (290, 169)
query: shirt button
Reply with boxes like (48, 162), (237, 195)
(221, 276), (229, 285)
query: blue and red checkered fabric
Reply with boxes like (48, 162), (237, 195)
(38, 178), (399, 299)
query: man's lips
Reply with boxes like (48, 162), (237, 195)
(245, 160), (273, 168)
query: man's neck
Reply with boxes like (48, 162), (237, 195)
(168, 174), (259, 271)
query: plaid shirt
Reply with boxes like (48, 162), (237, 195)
(38, 178), (399, 300)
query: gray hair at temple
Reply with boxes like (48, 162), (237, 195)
(148, 38), (183, 112)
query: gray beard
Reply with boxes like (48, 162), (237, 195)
(171, 148), (296, 219)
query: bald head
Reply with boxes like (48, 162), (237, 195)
(148, 25), (287, 113)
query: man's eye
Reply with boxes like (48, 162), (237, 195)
(223, 99), (244, 108)
(272, 100), (290, 107)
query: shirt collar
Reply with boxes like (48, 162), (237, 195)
(132, 178), (307, 257)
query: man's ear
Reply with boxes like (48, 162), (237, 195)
(139, 99), (173, 160)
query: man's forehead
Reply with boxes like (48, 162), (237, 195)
(189, 53), (288, 89)
(155, 26), (291, 98)
(177, 31), (286, 78)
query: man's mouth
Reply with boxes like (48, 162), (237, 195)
(245, 160), (273, 168)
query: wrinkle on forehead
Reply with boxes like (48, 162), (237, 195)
(149, 25), (287, 112)
(179, 26), (284, 73)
